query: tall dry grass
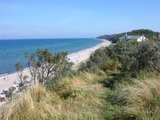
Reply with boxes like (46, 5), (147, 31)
(105, 79), (160, 120)
(0, 72), (106, 120)
(2, 70), (160, 120)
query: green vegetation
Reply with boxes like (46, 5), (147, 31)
(103, 78), (160, 120)
(80, 41), (160, 79)
(0, 72), (107, 120)
(16, 49), (73, 89)
(97, 29), (159, 43)
(15, 62), (24, 86)
(1, 30), (160, 120)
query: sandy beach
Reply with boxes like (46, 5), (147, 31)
(67, 39), (111, 64)
(0, 39), (111, 93)
(0, 69), (31, 93)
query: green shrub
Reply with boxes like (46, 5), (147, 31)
(131, 41), (160, 73)
(80, 40), (160, 78)
(102, 59), (121, 72)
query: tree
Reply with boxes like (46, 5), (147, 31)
(24, 49), (73, 85)
(15, 62), (23, 86)
(24, 52), (37, 84)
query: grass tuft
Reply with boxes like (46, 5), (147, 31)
(0, 72), (106, 120)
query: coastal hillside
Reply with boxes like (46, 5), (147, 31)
(1, 0), (160, 119)
(1, 39), (160, 120)
(97, 29), (159, 43)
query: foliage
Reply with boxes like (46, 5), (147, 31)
(16, 49), (73, 87)
(102, 59), (121, 72)
(80, 40), (160, 77)
(97, 33), (125, 43)
(97, 29), (159, 43)
(79, 48), (109, 71)
(130, 41), (160, 73)
(15, 62), (24, 84)
(129, 29), (158, 39)
(9, 32), (160, 120)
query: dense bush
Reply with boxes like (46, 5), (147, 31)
(131, 41), (160, 73)
(80, 40), (160, 77)
(79, 48), (108, 71)
(102, 58), (121, 72)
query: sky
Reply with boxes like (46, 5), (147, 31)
(0, 0), (160, 39)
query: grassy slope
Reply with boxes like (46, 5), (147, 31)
(103, 73), (160, 120)
(0, 72), (107, 120)
(1, 29), (160, 120)
(1, 71), (160, 120)
(1, 38), (160, 120)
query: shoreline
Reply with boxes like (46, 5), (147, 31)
(0, 39), (111, 92)
(68, 39), (111, 64)
(0, 38), (102, 76)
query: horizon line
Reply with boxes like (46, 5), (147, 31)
(0, 37), (96, 40)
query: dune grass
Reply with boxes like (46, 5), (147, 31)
(0, 72), (107, 120)
(1, 70), (160, 120)
(104, 78), (160, 120)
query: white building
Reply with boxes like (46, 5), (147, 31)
(119, 34), (146, 42)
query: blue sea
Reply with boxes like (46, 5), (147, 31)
(0, 38), (101, 74)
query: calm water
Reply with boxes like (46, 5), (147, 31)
(0, 38), (101, 74)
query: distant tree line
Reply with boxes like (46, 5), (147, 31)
(97, 29), (159, 43)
